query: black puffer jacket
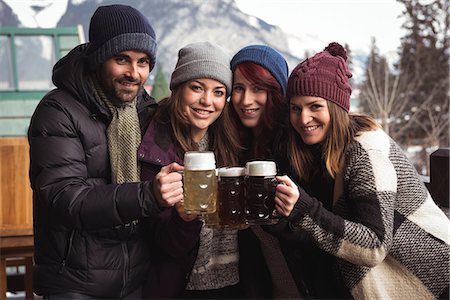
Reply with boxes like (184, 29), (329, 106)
(28, 43), (160, 298)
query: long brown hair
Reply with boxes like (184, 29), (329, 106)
(155, 83), (241, 167)
(230, 62), (288, 160)
(288, 101), (380, 181)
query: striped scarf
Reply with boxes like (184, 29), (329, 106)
(91, 76), (141, 184)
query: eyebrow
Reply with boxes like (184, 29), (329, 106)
(114, 53), (150, 60)
(193, 80), (225, 90)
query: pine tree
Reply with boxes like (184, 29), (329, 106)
(395, 0), (449, 147)
(151, 65), (170, 102)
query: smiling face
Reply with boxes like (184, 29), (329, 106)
(180, 78), (227, 142)
(97, 50), (150, 104)
(231, 68), (268, 131)
(290, 95), (331, 145)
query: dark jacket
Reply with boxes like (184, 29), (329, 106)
(138, 119), (203, 299)
(28, 44), (160, 298)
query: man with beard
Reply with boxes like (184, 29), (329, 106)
(28, 4), (173, 299)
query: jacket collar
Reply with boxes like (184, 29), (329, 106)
(138, 119), (183, 167)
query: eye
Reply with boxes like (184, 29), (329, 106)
(115, 56), (128, 64)
(252, 86), (262, 93)
(214, 90), (225, 97)
(138, 57), (150, 66)
(232, 85), (244, 93)
(189, 83), (202, 92)
(290, 105), (301, 113)
(311, 103), (323, 111)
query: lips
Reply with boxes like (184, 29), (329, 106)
(240, 108), (259, 117)
(192, 107), (214, 118)
(302, 125), (321, 132)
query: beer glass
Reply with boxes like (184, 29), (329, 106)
(244, 161), (279, 225)
(216, 167), (246, 229)
(183, 151), (217, 214)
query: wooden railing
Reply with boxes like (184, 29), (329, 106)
(0, 138), (448, 299)
(0, 137), (34, 299)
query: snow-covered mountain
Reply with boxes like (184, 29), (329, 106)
(1, 0), (369, 83)
(1, 0), (308, 72)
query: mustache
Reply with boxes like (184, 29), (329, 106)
(118, 76), (141, 85)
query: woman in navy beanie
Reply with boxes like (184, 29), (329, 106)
(229, 45), (304, 299)
(266, 42), (450, 299)
(230, 44), (289, 161)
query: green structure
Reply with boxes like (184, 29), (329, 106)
(0, 27), (82, 136)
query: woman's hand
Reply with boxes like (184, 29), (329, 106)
(274, 175), (300, 217)
(153, 162), (184, 207)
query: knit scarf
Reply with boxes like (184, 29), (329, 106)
(91, 76), (141, 184)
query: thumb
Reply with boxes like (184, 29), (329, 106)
(276, 175), (295, 187)
(160, 162), (184, 175)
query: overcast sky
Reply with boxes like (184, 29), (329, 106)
(235, 0), (406, 55)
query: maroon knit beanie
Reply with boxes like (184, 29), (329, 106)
(287, 42), (352, 112)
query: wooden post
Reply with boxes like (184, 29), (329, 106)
(428, 148), (449, 208)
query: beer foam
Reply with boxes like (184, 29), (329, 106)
(245, 161), (277, 176)
(218, 167), (245, 177)
(184, 151), (216, 170)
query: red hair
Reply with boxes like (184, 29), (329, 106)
(231, 62), (288, 160)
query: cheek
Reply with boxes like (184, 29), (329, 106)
(322, 114), (331, 130)
(215, 99), (226, 112)
(290, 113), (297, 127)
(138, 70), (150, 83)
(231, 94), (241, 106)
(256, 93), (268, 106)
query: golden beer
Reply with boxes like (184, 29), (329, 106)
(183, 169), (217, 214)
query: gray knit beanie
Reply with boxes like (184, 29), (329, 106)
(170, 42), (232, 96)
(87, 4), (157, 71)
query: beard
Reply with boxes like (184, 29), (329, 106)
(99, 74), (143, 106)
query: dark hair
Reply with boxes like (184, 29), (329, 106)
(288, 101), (380, 181)
(230, 62), (288, 160)
(154, 83), (241, 167)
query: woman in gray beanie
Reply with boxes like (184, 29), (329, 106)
(138, 42), (243, 299)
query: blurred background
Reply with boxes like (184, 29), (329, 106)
(0, 1), (448, 298)
(1, 0), (448, 175)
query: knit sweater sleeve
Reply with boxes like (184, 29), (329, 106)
(290, 130), (397, 267)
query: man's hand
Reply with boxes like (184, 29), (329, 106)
(153, 162), (184, 207)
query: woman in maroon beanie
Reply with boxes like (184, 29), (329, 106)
(269, 42), (450, 299)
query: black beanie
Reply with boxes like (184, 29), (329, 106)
(87, 4), (157, 71)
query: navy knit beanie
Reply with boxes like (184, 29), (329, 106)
(287, 42), (352, 112)
(87, 4), (157, 71)
(230, 45), (288, 95)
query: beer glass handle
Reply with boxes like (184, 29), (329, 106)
(271, 177), (282, 218)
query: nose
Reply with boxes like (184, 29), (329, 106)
(300, 109), (312, 125)
(291, 109), (312, 126)
(199, 91), (213, 106)
(125, 63), (139, 80)
(241, 90), (253, 106)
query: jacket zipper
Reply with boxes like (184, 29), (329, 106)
(120, 241), (130, 297)
(59, 230), (75, 273)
